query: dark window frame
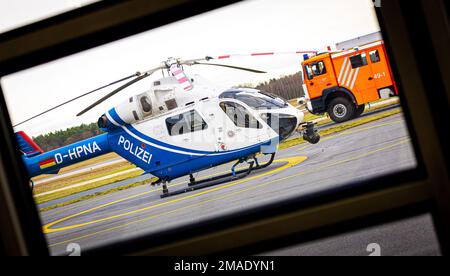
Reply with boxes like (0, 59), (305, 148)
(350, 52), (369, 69)
(369, 49), (381, 63)
(0, 0), (448, 256)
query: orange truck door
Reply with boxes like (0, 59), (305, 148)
(367, 46), (395, 96)
(345, 51), (379, 103)
(304, 56), (336, 99)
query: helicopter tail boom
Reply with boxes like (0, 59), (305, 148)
(15, 131), (44, 158)
(22, 133), (112, 178)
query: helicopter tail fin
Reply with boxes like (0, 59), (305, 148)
(15, 131), (44, 158)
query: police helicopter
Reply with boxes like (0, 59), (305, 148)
(14, 55), (320, 198)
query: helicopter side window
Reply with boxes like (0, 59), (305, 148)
(220, 102), (262, 129)
(239, 92), (287, 109)
(236, 94), (286, 110)
(166, 110), (208, 136)
(236, 95), (266, 108)
(139, 96), (152, 114)
(219, 91), (237, 99)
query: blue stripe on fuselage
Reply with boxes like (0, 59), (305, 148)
(125, 124), (213, 155)
(108, 108), (127, 126)
(109, 130), (273, 181)
(125, 123), (275, 156)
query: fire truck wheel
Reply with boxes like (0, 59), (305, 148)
(354, 104), (365, 118)
(328, 97), (355, 123)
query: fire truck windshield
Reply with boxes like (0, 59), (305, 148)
(305, 61), (327, 80)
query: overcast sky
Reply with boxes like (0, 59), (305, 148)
(0, 0), (380, 137)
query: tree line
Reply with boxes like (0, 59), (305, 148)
(235, 71), (305, 100)
(33, 123), (103, 152)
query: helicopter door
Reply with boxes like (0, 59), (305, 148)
(165, 109), (212, 152)
(219, 101), (265, 150)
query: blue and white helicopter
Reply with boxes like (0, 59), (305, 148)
(15, 57), (320, 198)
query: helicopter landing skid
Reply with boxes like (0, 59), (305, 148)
(157, 153), (275, 199)
(188, 152), (275, 187)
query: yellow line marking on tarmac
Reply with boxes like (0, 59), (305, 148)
(43, 159), (279, 216)
(48, 138), (410, 248)
(48, 184), (265, 247)
(43, 156), (307, 234)
(298, 119), (403, 151)
(46, 160), (281, 217)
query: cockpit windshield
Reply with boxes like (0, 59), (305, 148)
(220, 90), (288, 110)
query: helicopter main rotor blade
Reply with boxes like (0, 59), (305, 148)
(191, 62), (267, 74)
(77, 68), (161, 117)
(180, 56), (214, 64)
(12, 73), (140, 128)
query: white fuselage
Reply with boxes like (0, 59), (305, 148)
(101, 74), (304, 180)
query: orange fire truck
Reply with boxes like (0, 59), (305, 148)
(302, 40), (398, 123)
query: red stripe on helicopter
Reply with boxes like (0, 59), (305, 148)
(178, 77), (189, 83)
(172, 69), (183, 76)
(39, 158), (56, 166)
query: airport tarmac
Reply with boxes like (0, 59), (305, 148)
(39, 113), (425, 256)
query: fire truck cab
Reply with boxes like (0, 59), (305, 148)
(302, 41), (398, 123)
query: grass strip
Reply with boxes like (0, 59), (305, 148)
(34, 168), (144, 205)
(33, 163), (135, 194)
(39, 177), (157, 212)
